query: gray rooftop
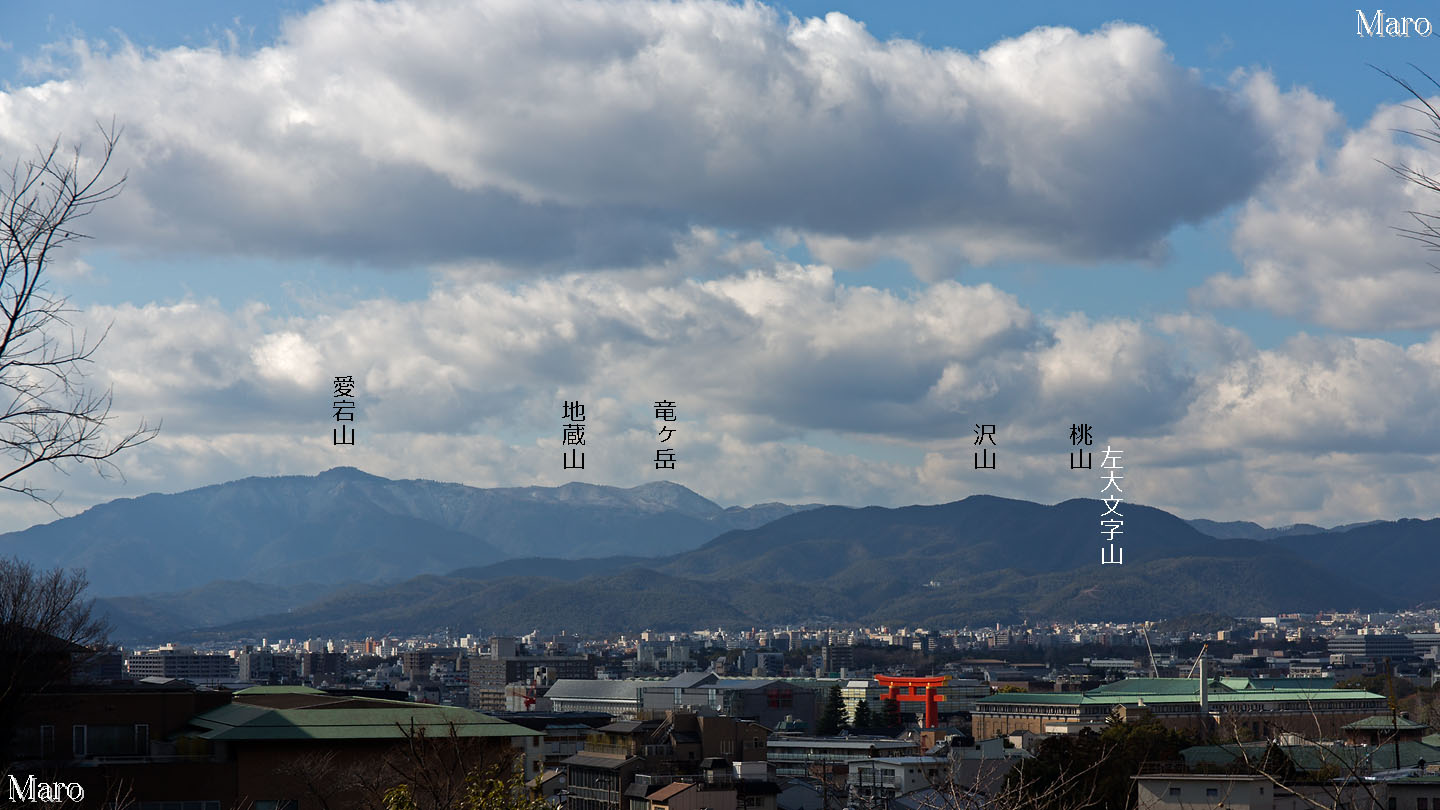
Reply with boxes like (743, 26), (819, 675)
(546, 679), (645, 702)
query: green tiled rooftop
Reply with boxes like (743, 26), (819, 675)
(1089, 678), (1204, 696)
(977, 678), (1385, 708)
(185, 701), (541, 742)
(1342, 714), (1430, 731)
(1182, 740), (1440, 773)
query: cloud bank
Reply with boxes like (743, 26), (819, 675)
(1, 1), (1273, 273)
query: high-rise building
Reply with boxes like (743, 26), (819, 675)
(125, 647), (237, 684)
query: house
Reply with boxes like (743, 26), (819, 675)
(11, 683), (542, 807)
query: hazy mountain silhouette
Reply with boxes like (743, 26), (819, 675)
(194, 495), (1430, 639)
(0, 467), (818, 596)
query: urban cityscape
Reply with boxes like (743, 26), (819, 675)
(3, 2), (1440, 809)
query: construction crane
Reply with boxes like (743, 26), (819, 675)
(1139, 626), (1160, 678)
(1186, 643), (1210, 679)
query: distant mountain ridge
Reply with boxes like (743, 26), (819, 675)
(1185, 517), (1386, 540)
(190, 496), (1438, 640)
(8, 468), (1435, 641)
(0, 467), (819, 597)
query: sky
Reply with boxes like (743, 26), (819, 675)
(1, 1), (1439, 532)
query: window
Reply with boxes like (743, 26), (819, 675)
(1168, 788), (1180, 796)
(1206, 788), (1219, 798)
(1418, 799), (1428, 810)
(72, 725), (86, 757)
(39, 725), (54, 756)
(82, 724), (149, 756)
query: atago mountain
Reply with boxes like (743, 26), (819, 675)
(0, 467), (817, 597)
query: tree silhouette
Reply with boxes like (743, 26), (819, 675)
(0, 123), (157, 506)
(0, 557), (109, 760)
(854, 698), (874, 730)
(817, 683), (846, 736)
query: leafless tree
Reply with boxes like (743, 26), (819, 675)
(0, 557), (110, 764)
(0, 122), (157, 507)
(1203, 703), (1409, 810)
(899, 742), (1106, 810)
(1375, 65), (1440, 271)
(275, 722), (539, 810)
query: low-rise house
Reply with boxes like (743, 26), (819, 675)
(11, 683), (542, 807)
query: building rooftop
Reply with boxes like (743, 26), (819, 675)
(546, 679), (645, 702)
(561, 751), (643, 770)
(1181, 740), (1440, 773)
(646, 782), (694, 802)
(185, 696), (538, 742)
(978, 677), (1385, 708)
(1342, 715), (1430, 732)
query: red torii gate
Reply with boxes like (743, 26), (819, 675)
(875, 674), (949, 729)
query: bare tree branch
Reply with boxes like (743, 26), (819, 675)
(0, 122), (158, 509)
(1374, 64), (1440, 271)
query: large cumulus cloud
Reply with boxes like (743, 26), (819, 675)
(0, 0), (1273, 272)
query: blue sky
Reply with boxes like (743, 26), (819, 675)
(1, 0), (1439, 532)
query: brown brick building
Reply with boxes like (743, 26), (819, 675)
(972, 677), (1388, 740)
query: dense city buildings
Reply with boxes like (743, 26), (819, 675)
(9, 610), (1438, 809)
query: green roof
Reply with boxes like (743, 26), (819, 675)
(1182, 741), (1440, 774)
(185, 700), (542, 742)
(1342, 715), (1430, 732)
(1089, 679), (1204, 696)
(1202, 689), (1382, 703)
(977, 678), (1385, 708)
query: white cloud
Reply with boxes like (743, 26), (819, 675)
(1198, 72), (1440, 329)
(0, 2), (1274, 273)
(0, 258), (1426, 531)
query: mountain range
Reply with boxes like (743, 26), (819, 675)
(3, 469), (1434, 641)
(203, 495), (1425, 639)
(0, 467), (818, 597)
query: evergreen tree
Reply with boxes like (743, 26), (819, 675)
(853, 699), (873, 729)
(816, 683), (846, 735)
(880, 696), (902, 730)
